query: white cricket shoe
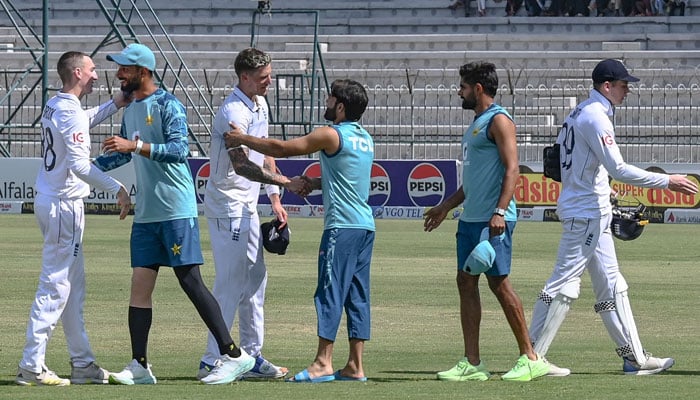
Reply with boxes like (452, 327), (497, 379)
(109, 359), (157, 385)
(242, 355), (289, 379)
(623, 355), (674, 375)
(16, 366), (70, 386)
(196, 359), (223, 380)
(200, 350), (255, 385)
(70, 362), (110, 384)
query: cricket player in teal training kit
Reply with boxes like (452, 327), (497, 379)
(94, 43), (254, 385)
(225, 79), (375, 383)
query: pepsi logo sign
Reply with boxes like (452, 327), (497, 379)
(195, 162), (210, 203)
(407, 163), (445, 207)
(369, 163), (391, 206)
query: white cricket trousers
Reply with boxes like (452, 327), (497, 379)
(20, 194), (95, 372)
(530, 214), (633, 350)
(541, 215), (620, 301)
(202, 214), (267, 365)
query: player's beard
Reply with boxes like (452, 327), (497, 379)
(461, 92), (477, 110)
(120, 75), (141, 95)
(323, 104), (337, 122)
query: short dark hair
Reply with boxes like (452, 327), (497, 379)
(330, 79), (368, 121)
(234, 47), (271, 77)
(57, 51), (87, 84)
(458, 61), (498, 98)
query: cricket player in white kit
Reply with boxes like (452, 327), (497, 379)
(198, 48), (305, 380)
(16, 51), (131, 386)
(529, 59), (698, 375)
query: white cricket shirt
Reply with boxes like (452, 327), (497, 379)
(555, 89), (668, 219)
(204, 86), (269, 218)
(36, 92), (123, 199)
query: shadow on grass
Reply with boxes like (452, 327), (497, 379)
(380, 368), (700, 378)
(1, 369), (695, 387)
(372, 370), (440, 382)
(643, 370), (699, 376)
(158, 374), (440, 383)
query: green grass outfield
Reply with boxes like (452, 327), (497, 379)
(0, 215), (698, 400)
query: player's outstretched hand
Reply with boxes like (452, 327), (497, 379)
(424, 204), (448, 232)
(286, 176), (312, 197)
(668, 174), (698, 195)
(116, 186), (131, 220)
(224, 122), (245, 149)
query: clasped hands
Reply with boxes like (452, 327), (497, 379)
(285, 175), (314, 198)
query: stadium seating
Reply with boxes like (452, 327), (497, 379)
(1, 0), (700, 161)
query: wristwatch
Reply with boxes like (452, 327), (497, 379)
(493, 207), (506, 217)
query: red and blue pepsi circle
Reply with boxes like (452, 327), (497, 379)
(194, 161), (210, 203)
(369, 163), (391, 206)
(407, 162), (445, 207)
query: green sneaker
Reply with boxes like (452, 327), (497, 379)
(502, 355), (549, 382)
(437, 358), (491, 381)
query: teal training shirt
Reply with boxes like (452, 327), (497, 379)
(319, 121), (375, 231)
(94, 88), (198, 223)
(460, 103), (517, 222)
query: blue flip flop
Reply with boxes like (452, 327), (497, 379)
(286, 369), (335, 383)
(333, 370), (368, 382)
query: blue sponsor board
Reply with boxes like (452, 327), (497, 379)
(5, 158), (700, 222)
(280, 159), (458, 207)
(189, 159), (459, 208)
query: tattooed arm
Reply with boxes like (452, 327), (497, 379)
(227, 147), (291, 187)
(227, 147), (309, 196)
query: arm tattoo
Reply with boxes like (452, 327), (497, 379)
(228, 147), (283, 186)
